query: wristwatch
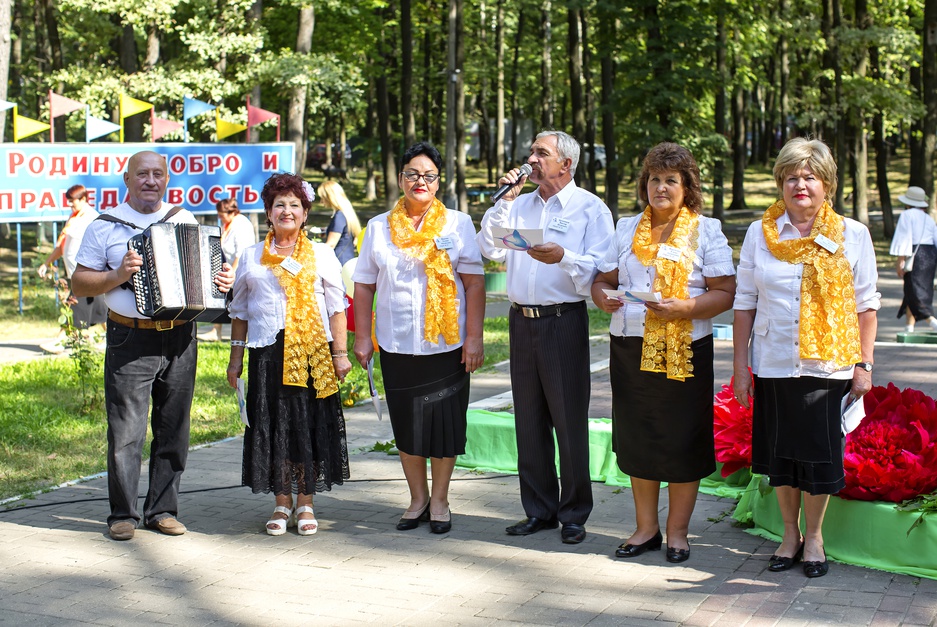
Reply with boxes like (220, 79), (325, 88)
(855, 362), (873, 372)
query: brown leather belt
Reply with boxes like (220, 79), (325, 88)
(108, 310), (184, 331)
(511, 301), (584, 319)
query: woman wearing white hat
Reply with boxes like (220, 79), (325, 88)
(890, 185), (937, 332)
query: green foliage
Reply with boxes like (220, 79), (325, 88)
(896, 491), (937, 536)
(58, 304), (104, 414)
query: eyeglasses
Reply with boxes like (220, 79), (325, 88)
(402, 170), (440, 184)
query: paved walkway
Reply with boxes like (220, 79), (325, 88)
(2, 277), (937, 625)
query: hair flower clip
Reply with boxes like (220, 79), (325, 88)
(302, 180), (316, 203)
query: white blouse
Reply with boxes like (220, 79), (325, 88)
(597, 214), (736, 339)
(221, 213), (256, 263)
(228, 241), (346, 348)
(889, 208), (936, 257)
(734, 212), (881, 379)
(353, 209), (484, 355)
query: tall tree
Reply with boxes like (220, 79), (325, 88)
(567, 5), (585, 186)
(495, 0), (506, 171)
(597, 1), (618, 219)
(288, 5), (314, 173)
(401, 0), (415, 147)
(0, 0), (13, 142)
(712, 2), (727, 221)
(923, 0), (937, 212)
(540, 0), (552, 130)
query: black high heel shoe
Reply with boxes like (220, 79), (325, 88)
(768, 542), (805, 572)
(396, 502), (430, 531)
(429, 509), (452, 534)
(615, 530), (663, 558)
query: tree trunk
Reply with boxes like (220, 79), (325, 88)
(779, 0), (789, 146)
(581, 8), (596, 191)
(910, 62), (925, 188)
(852, 0), (870, 225)
(422, 26), (431, 141)
(118, 22), (143, 142)
(496, 0), (505, 172)
(401, 0), (415, 147)
(287, 5), (314, 173)
(0, 0), (10, 142)
(645, 1), (670, 132)
(145, 23), (159, 70)
(509, 12), (524, 167)
(870, 20), (894, 237)
(363, 78), (377, 202)
(713, 3), (727, 221)
(478, 1), (492, 184)
(729, 29), (746, 211)
(567, 7), (585, 185)
(249, 0), (262, 139)
(598, 7), (618, 220)
(832, 0), (846, 213)
(444, 0), (458, 208)
(923, 0), (937, 213)
(540, 0), (552, 130)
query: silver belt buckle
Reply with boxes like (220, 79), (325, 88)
(521, 306), (539, 319)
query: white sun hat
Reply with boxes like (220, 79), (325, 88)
(898, 185), (929, 208)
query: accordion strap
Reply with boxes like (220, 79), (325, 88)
(94, 205), (185, 230)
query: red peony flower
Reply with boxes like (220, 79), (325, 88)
(713, 370), (753, 477)
(840, 383), (937, 503)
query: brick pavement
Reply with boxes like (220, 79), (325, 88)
(2, 275), (937, 625)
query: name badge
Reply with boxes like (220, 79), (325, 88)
(815, 234), (839, 254)
(548, 217), (570, 233)
(280, 257), (302, 276)
(434, 236), (453, 250)
(657, 244), (683, 262)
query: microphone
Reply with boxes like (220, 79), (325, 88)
(492, 163), (533, 202)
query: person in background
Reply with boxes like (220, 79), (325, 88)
(226, 173), (351, 536)
(319, 180), (362, 267)
(889, 186), (937, 333)
(591, 142), (735, 563)
(198, 197), (256, 342)
(476, 130), (613, 545)
(353, 141), (485, 535)
(37, 184), (108, 352)
(733, 138), (879, 579)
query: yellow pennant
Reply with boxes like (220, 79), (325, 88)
(13, 107), (50, 142)
(119, 94), (153, 119)
(215, 111), (247, 140)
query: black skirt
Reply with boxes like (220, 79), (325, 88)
(242, 331), (350, 495)
(610, 334), (715, 483)
(898, 243), (937, 320)
(751, 375), (849, 495)
(380, 349), (469, 458)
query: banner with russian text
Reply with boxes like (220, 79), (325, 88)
(0, 143), (295, 223)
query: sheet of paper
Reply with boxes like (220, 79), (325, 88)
(236, 377), (249, 428)
(841, 393), (866, 435)
(367, 358), (382, 421)
(490, 227), (544, 251)
(602, 288), (662, 304)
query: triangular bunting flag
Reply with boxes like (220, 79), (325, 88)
(86, 111), (121, 142)
(184, 96), (216, 121)
(247, 104), (278, 127)
(119, 94), (153, 119)
(14, 110), (51, 142)
(216, 110), (247, 140)
(0, 99), (15, 112)
(152, 117), (183, 141)
(50, 93), (86, 118)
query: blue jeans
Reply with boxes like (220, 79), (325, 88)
(104, 319), (197, 527)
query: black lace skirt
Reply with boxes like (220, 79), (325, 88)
(242, 331), (350, 495)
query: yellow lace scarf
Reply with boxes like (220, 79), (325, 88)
(762, 199), (861, 367)
(631, 206), (700, 381)
(260, 232), (338, 397)
(388, 196), (460, 345)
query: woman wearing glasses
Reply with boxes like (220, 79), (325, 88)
(352, 142), (485, 534)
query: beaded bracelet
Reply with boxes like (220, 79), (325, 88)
(230, 340), (247, 347)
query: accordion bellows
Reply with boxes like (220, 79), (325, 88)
(129, 222), (228, 322)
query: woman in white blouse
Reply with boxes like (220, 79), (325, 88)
(889, 186), (937, 332)
(226, 173), (352, 536)
(591, 143), (736, 564)
(353, 142), (485, 534)
(733, 138), (879, 578)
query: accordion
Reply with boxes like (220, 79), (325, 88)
(128, 222), (227, 322)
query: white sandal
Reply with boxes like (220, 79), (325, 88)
(265, 505), (293, 536)
(295, 505), (318, 536)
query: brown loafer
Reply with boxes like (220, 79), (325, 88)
(108, 521), (135, 541)
(146, 517), (187, 536)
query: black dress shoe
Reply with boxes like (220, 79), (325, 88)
(505, 517), (559, 536)
(666, 546), (691, 563)
(396, 503), (430, 531)
(429, 510), (451, 534)
(768, 542), (805, 572)
(561, 523), (587, 544)
(615, 531), (663, 558)
(803, 559), (829, 578)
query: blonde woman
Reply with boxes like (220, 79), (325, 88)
(319, 180), (362, 266)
